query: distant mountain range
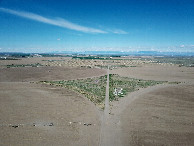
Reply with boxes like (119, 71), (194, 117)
(1, 51), (194, 56)
(49, 51), (194, 56)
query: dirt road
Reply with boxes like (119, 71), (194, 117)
(104, 66), (110, 121)
(0, 65), (107, 146)
(99, 66), (110, 146)
(120, 84), (194, 146)
(99, 64), (194, 146)
(99, 66), (122, 146)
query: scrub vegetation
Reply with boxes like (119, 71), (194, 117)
(109, 74), (167, 101)
(40, 74), (172, 107)
(40, 75), (107, 109)
(6, 63), (43, 68)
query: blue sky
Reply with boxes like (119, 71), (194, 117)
(0, 0), (194, 53)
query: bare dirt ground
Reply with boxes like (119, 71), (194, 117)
(0, 58), (106, 146)
(0, 82), (101, 146)
(0, 57), (70, 67)
(0, 57), (194, 146)
(100, 82), (194, 146)
(0, 66), (106, 82)
(111, 64), (194, 83)
(108, 64), (194, 146)
(120, 84), (194, 146)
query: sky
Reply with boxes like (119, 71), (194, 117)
(0, 0), (194, 53)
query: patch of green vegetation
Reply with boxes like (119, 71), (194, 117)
(39, 73), (182, 108)
(42, 60), (65, 62)
(38, 54), (67, 57)
(109, 74), (167, 101)
(95, 65), (109, 69)
(151, 57), (194, 67)
(40, 75), (107, 109)
(95, 65), (137, 69)
(9, 53), (31, 58)
(110, 65), (129, 68)
(168, 81), (181, 84)
(111, 65), (137, 68)
(72, 56), (112, 60)
(6, 63), (43, 68)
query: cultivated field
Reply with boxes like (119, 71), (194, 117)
(0, 56), (194, 146)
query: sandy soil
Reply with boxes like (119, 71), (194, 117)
(120, 84), (194, 146)
(0, 57), (71, 67)
(0, 82), (101, 146)
(106, 64), (194, 146)
(1, 57), (194, 146)
(0, 66), (106, 82)
(0, 58), (106, 146)
(110, 64), (194, 83)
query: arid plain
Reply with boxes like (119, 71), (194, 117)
(0, 56), (194, 146)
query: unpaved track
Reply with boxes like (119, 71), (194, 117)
(104, 66), (110, 122)
(120, 84), (194, 146)
(99, 66), (122, 146)
(99, 64), (194, 146)
(99, 66), (110, 146)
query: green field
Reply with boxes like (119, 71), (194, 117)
(40, 75), (107, 109)
(109, 74), (167, 101)
(39, 74), (175, 109)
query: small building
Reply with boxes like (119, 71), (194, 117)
(113, 88), (123, 96)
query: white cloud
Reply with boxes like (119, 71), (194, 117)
(111, 29), (128, 34)
(0, 7), (107, 34)
(57, 38), (61, 41)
